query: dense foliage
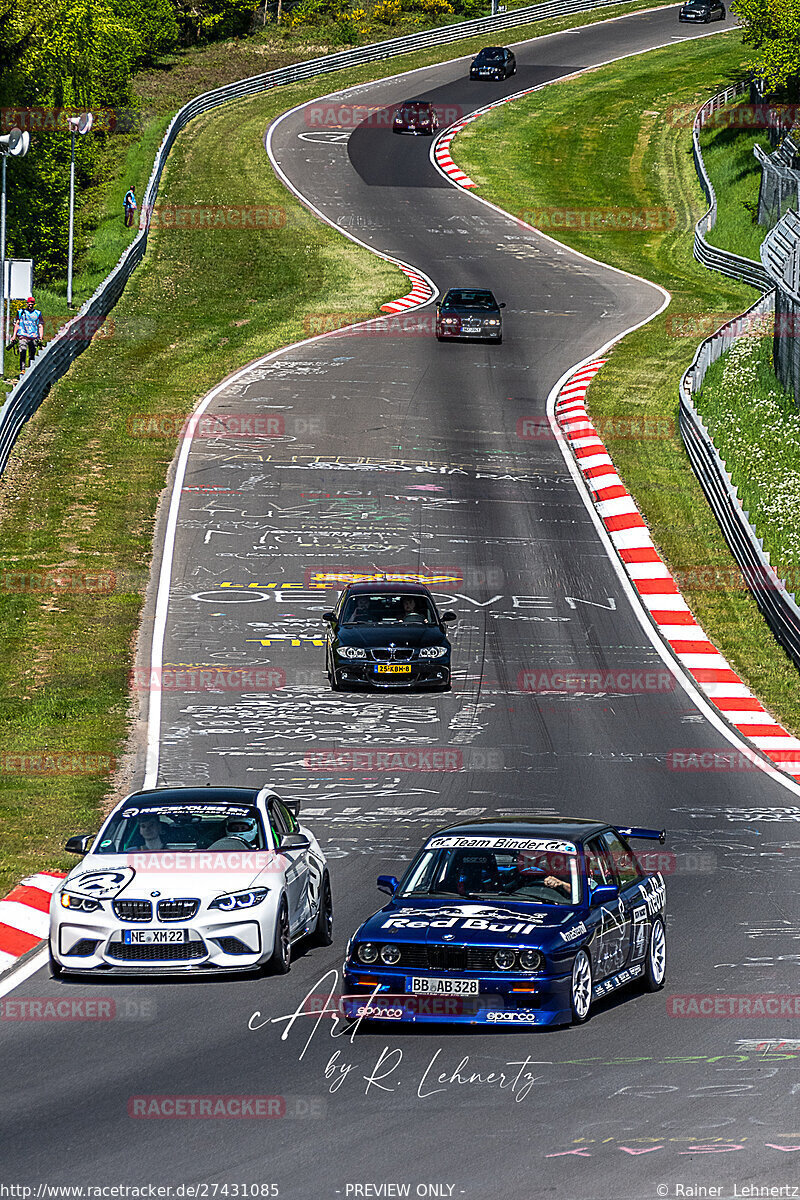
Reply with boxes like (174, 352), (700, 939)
(733, 0), (800, 96)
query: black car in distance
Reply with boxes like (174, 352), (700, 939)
(435, 288), (505, 342)
(678, 0), (725, 20)
(392, 100), (439, 135)
(323, 582), (456, 691)
(470, 46), (517, 80)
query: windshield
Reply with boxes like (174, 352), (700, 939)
(341, 592), (437, 625)
(95, 803), (267, 853)
(441, 290), (497, 311)
(398, 844), (581, 905)
(478, 49), (504, 60)
(398, 104), (431, 117)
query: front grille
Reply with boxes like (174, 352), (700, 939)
(66, 939), (100, 957)
(213, 936), (253, 956)
(394, 945), (503, 972)
(107, 940), (206, 962)
(370, 647), (414, 662)
(157, 898), (199, 922)
(112, 899), (152, 922)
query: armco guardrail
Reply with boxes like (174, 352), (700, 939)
(679, 291), (800, 671)
(0, 0), (645, 479)
(761, 207), (800, 403)
(679, 89), (800, 668)
(692, 83), (772, 291)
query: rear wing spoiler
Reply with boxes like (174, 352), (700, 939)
(618, 826), (666, 844)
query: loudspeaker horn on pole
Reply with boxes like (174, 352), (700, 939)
(0, 128), (30, 156)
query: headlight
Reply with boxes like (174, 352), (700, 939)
(486, 319), (500, 326)
(419, 646), (447, 659)
(60, 892), (101, 913)
(358, 943), (378, 964)
(337, 646), (367, 659)
(380, 944), (401, 965)
(441, 317), (458, 326)
(494, 949), (516, 971)
(520, 949), (544, 972)
(209, 888), (269, 912)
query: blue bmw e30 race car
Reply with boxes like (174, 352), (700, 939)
(342, 817), (666, 1027)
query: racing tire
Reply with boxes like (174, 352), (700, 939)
(311, 872), (334, 947)
(436, 334), (444, 341)
(271, 899), (291, 974)
(49, 940), (63, 979)
(704, 11), (711, 19)
(718, 4), (725, 15)
(570, 949), (593, 1024)
(643, 917), (667, 992)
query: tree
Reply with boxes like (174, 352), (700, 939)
(733, 0), (800, 97)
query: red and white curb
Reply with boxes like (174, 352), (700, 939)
(555, 360), (800, 781)
(434, 124), (478, 189)
(0, 872), (65, 973)
(380, 265), (435, 313)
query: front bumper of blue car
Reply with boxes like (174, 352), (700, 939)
(342, 964), (573, 1026)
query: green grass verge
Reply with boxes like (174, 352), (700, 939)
(0, 1), (675, 896)
(453, 31), (800, 736)
(699, 99), (771, 261)
(694, 333), (800, 590)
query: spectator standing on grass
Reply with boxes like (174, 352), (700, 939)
(123, 185), (137, 228)
(12, 295), (43, 375)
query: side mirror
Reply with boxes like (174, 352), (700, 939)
(283, 798), (301, 818)
(591, 884), (619, 907)
(377, 875), (399, 896)
(441, 611), (457, 623)
(281, 832), (311, 852)
(499, 302), (506, 309)
(65, 834), (93, 855)
(322, 611), (335, 624)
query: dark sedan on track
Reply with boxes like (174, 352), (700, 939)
(470, 46), (516, 80)
(342, 817), (667, 1027)
(392, 100), (439, 135)
(678, 0), (725, 20)
(323, 582), (455, 691)
(435, 288), (505, 342)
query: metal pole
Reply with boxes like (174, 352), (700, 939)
(67, 130), (76, 308)
(1, 153), (6, 378)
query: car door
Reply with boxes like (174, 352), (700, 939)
(584, 837), (630, 980)
(269, 798), (309, 934)
(601, 829), (649, 967)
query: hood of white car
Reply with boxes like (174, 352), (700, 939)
(62, 851), (285, 901)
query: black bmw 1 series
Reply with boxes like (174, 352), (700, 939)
(469, 46), (517, 80)
(678, 0), (725, 20)
(435, 288), (505, 342)
(323, 582), (456, 691)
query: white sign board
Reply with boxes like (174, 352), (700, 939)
(3, 259), (34, 299)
